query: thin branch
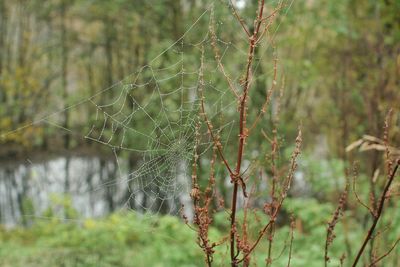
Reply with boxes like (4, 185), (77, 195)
(248, 46), (278, 133)
(229, 0), (251, 37)
(352, 164), (375, 216)
(270, 214), (294, 262)
(351, 159), (400, 267)
(237, 129), (302, 264)
(287, 214), (295, 267)
(209, 10), (240, 98)
(198, 46), (235, 178)
(368, 236), (400, 267)
(325, 182), (349, 267)
(255, 6), (282, 44)
(230, 2), (266, 265)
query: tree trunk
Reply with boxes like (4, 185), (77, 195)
(61, 1), (70, 149)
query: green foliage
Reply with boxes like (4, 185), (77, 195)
(284, 197), (333, 231)
(42, 194), (79, 220)
(0, 212), (204, 267)
(2, 198), (400, 266)
(299, 153), (347, 195)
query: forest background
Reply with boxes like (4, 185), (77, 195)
(0, 0), (399, 266)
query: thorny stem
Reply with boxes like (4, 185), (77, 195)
(351, 159), (400, 267)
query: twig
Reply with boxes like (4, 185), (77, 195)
(230, 1), (266, 265)
(236, 129), (302, 264)
(368, 236), (400, 267)
(351, 159), (400, 267)
(325, 182), (349, 267)
(352, 164), (375, 216)
(209, 10), (240, 98)
(287, 214), (295, 267)
(229, 0), (251, 37)
(198, 47), (235, 178)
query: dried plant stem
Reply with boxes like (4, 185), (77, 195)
(199, 1), (289, 265)
(236, 130), (302, 264)
(351, 159), (400, 267)
(368, 236), (400, 267)
(325, 182), (349, 267)
(266, 126), (279, 266)
(266, 222), (275, 266)
(210, 11), (240, 98)
(287, 214), (295, 267)
(230, 1), (266, 265)
(352, 164), (375, 216)
(198, 47), (235, 179)
(241, 184), (256, 267)
(229, 0), (251, 37)
(191, 124), (218, 266)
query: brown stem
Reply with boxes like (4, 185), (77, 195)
(368, 236), (400, 267)
(351, 159), (400, 267)
(266, 221), (275, 266)
(229, 0), (251, 37)
(230, 2), (265, 265)
(237, 130), (301, 264)
(198, 47), (235, 178)
(230, 183), (240, 267)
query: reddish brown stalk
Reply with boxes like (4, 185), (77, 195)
(191, 138), (218, 266)
(255, 6), (282, 44)
(199, 2), (287, 265)
(351, 159), (400, 267)
(198, 50), (248, 198)
(248, 50), (278, 133)
(324, 182), (349, 267)
(230, 1), (265, 264)
(237, 129), (302, 264)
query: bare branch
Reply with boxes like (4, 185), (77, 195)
(229, 0), (251, 37)
(352, 164), (375, 216)
(368, 236), (400, 267)
(351, 159), (400, 267)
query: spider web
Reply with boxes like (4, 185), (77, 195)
(5, 4), (235, 220)
(84, 56), (203, 215)
(1, 0), (293, 222)
(81, 35), (239, 216)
